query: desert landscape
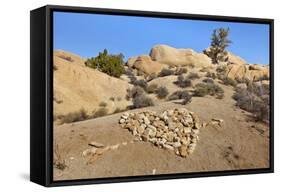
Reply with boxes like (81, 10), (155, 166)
(53, 39), (270, 180)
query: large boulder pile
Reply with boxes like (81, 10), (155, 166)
(226, 64), (269, 81)
(133, 55), (163, 75)
(150, 44), (213, 68)
(119, 108), (201, 157)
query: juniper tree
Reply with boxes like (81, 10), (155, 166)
(204, 28), (232, 64)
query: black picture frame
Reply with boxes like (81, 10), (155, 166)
(30, 4), (274, 187)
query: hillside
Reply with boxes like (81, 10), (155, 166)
(53, 50), (132, 119)
(53, 46), (270, 180)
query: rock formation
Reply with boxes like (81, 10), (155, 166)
(150, 44), (213, 68)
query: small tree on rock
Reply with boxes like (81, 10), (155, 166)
(204, 28), (232, 64)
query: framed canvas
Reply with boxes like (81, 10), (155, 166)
(30, 5), (274, 187)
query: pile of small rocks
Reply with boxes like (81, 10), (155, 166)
(119, 108), (201, 157)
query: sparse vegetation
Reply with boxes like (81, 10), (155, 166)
(99, 101), (107, 107)
(127, 86), (145, 100)
(203, 78), (214, 84)
(155, 86), (169, 99)
(175, 67), (188, 75)
(146, 83), (158, 93)
(133, 79), (148, 89)
(206, 71), (217, 79)
(85, 49), (125, 78)
(92, 107), (108, 118)
(175, 74), (192, 88)
(204, 28), (232, 64)
(221, 77), (237, 87)
(158, 68), (174, 77)
(132, 94), (154, 108)
(168, 90), (190, 100)
(58, 108), (88, 124)
(54, 143), (67, 170)
(188, 72), (200, 79)
(233, 82), (269, 122)
(194, 83), (224, 99)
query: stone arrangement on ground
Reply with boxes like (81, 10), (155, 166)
(119, 108), (201, 157)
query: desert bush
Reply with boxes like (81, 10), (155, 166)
(146, 83), (158, 93)
(113, 107), (126, 114)
(126, 86), (145, 100)
(99, 101), (107, 107)
(85, 49), (125, 78)
(235, 77), (250, 85)
(133, 79), (148, 89)
(168, 90), (190, 100)
(155, 86), (169, 99)
(175, 67), (188, 75)
(59, 108), (88, 124)
(92, 107), (108, 118)
(175, 74), (192, 88)
(233, 83), (269, 122)
(216, 65), (227, 75)
(146, 73), (157, 82)
(54, 143), (66, 170)
(132, 94), (154, 108)
(194, 83), (224, 99)
(206, 72), (217, 79)
(182, 93), (192, 105)
(158, 68), (174, 77)
(188, 72), (200, 79)
(221, 77), (237, 86)
(117, 97), (122, 101)
(202, 78), (214, 84)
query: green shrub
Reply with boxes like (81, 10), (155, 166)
(158, 68), (174, 77)
(155, 86), (169, 99)
(188, 72), (200, 79)
(146, 83), (158, 93)
(221, 77), (237, 86)
(85, 49), (125, 78)
(175, 74), (192, 88)
(194, 83), (224, 99)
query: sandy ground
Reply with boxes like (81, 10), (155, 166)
(53, 83), (269, 180)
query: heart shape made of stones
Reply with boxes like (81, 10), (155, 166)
(119, 108), (201, 157)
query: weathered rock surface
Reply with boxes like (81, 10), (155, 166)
(132, 55), (163, 75)
(150, 44), (212, 68)
(119, 108), (201, 157)
(226, 63), (269, 81)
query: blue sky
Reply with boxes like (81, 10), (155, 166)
(53, 11), (270, 64)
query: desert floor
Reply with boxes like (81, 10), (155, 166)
(53, 83), (269, 180)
